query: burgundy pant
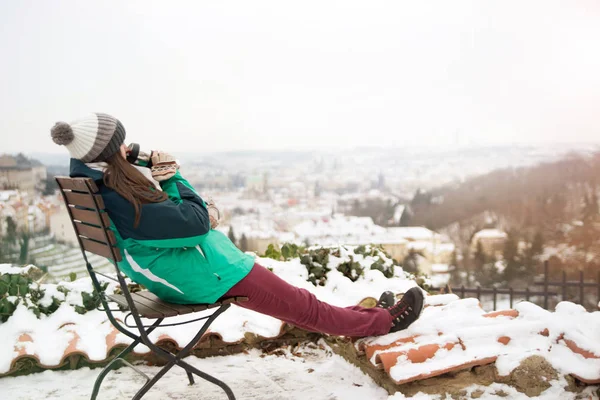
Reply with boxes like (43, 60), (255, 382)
(223, 264), (392, 337)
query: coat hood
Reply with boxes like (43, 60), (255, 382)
(69, 158), (104, 181)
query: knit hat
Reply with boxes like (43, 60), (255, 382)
(50, 113), (126, 163)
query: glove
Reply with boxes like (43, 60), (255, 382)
(150, 151), (179, 181)
(206, 199), (221, 229)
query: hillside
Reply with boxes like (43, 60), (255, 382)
(406, 152), (600, 280)
(409, 152), (600, 230)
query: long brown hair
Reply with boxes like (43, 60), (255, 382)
(103, 152), (168, 227)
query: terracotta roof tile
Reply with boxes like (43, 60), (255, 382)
(353, 294), (600, 387)
(1, 311), (300, 377)
(3, 292), (600, 391)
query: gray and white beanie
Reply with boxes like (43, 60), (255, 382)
(50, 113), (126, 162)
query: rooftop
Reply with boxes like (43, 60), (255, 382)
(0, 154), (44, 170)
(472, 229), (508, 240)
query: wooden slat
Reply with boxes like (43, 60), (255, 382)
(135, 291), (248, 313)
(64, 191), (105, 210)
(131, 292), (182, 315)
(70, 207), (110, 226)
(135, 291), (197, 314)
(107, 294), (128, 308)
(108, 292), (249, 319)
(55, 177), (98, 193)
(74, 221), (116, 245)
(107, 294), (165, 319)
(130, 293), (183, 317)
(109, 293), (185, 318)
(222, 296), (248, 304)
(81, 237), (121, 262)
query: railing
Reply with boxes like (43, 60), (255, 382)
(431, 261), (600, 311)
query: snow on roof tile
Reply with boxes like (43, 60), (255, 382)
(1, 306), (294, 377)
(356, 295), (600, 386)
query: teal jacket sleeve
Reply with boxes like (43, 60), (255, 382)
(159, 171), (207, 206)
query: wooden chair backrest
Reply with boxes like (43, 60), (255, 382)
(55, 177), (122, 263)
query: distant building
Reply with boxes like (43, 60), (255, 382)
(0, 154), (47, 195)
(293, 214), (387, 248)
(49, 203), (78, 245)
(470, 229), (508, 258)
(0, 187), (56, 234)
(292, 216), (455, 275)
(386, 226), (455, 275)
(246, 236), (279, 255)
(222, 214), (284, 255)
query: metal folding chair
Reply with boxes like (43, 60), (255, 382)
(56, 176), (246, 400)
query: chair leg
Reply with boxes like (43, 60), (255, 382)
(132, 360), (177, 400)
(141, 305), (236, 399)
(186, 371), (195, 385)
(90, 318), (163, 400)
(173, 305), (235, 399)
(177, 359), (236, 400)
(90, 342), (148, 400)
(105, 304), (235, 400)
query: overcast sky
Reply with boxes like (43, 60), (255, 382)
(1, 0), (599, 154)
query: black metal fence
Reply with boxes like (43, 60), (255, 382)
(432, 261), (600, 312)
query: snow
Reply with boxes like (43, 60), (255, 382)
(258, 254), (417, 308)
(392, 205), (405, 224)
(0, 190), (19, 202)
(2, 259), (600, 399)
(472, 229), (507, 240)
(1, 345), (596, 400)
(428, 274), (450, 288)
(0, 264), (35, 275)
(1, 343), (390, 400)
(363, 295), (600, 388)
(430, 264), (449, 273)
(292, 215), (388, 246)
(389, 378), (600, 400)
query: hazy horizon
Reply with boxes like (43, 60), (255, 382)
(1, 1), (599, 154)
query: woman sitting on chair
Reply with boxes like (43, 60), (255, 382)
(51, 113), (424, 337)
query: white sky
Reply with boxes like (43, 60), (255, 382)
(1, 0), (599, 153)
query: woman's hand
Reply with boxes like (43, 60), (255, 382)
(150, 151), (179, 181)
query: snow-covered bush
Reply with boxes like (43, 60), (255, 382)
(263, 243), (399, 286)
(0, 264), (107, 323)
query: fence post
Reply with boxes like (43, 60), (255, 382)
(476, 286), (481, 300)
(525, 287), (530, 302)
(579, 270), (585, 307)
(493, 287), (497, 310)
(461, 285), (465, 299)
(543, 261), (549, 310)
(562, 271), (567, 302)
(509, 287), (513, 308)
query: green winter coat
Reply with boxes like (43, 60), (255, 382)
(70, 159), (254, 304)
